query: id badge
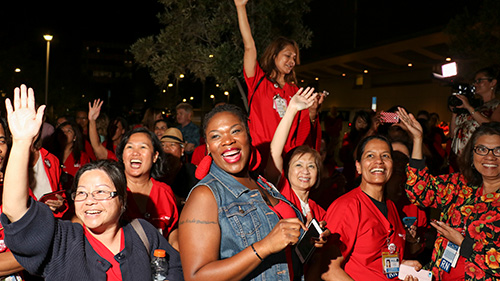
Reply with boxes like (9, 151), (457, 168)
(273, 95), (287, 117)
(439, 241), (460, 273)
(382, 250), (400, 279)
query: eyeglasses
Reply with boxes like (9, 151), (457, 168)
(473, 145), (500, 157)
(473, 77), (492, 84)
(71, 190), (118, 202)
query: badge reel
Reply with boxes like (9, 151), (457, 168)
(273, 94), (287, 118)
(439, 241), (460, 272)
(382, 240), (400, 279)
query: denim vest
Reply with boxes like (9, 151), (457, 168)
(189, 163), (304, 281)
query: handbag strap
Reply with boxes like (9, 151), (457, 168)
(130, 219), (150, 253)
(247, 75), (266, 115)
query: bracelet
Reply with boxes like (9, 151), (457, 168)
(250, 243), (263, 261)
(470, 110), (476, 116)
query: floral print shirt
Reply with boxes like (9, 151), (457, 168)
(405, 159), (500, 281)
(451, 99), (500, 155)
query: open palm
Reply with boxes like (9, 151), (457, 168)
(289, 87), (317, 112)
(88, 99), (103, 121)
(5, 85), (45, 141)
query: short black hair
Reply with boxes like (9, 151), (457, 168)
(72, 160), (127, 207)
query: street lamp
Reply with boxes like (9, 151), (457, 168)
(43, 34), (53, 105)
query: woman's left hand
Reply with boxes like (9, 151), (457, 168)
(430, 220), (464, 246)
(289, 87), (317, 112)
(397, 107), (423, 140)
(43, 194), (65, 212)
(304, 213), (329, 248)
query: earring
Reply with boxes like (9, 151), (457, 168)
(248, 146), (262, 171)
(195, 154), (212, 180)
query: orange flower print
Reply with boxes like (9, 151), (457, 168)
(461, 205), (474, 217)
(407, 171), (417, 186)
(481, 192), (500, 203)
(486, 248), (500, 269)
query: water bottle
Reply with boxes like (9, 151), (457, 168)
(151, 249), (168, 281)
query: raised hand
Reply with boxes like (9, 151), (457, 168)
(234, 0), (249, 7)
(5, 85), (45, 142)
(289, 87), (317, 112)
(88, 99), (103, 121)
(397, 107), (423, 140)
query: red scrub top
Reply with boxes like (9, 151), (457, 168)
(324, 187), (406, 281)
(124, 178), (178, 238)
(244, 63), (321, 168)
(62, 151), (91, 177)
(33, 148), (68, 218)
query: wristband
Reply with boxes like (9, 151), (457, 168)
(251, 243), (263, 261)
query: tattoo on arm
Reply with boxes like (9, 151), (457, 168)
(179, 218), (217, 225)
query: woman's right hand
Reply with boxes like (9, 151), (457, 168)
(258, 218), (306, 255)
(88, 99), (103, 122)
(5, 85), (45, 142)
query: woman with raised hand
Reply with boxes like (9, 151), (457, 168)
(116, 127), (179, 245)
(267, 87), (326, 222)
(400, 107), (500, 280)
(52, 121), (91, 177)
(179, 103), (326, 281)
(0, 85), (183, 280)
(321, 134), (421, 281)
(234, 0), (324, 170)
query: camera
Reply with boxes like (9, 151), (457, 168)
(447, 83), (482, 114)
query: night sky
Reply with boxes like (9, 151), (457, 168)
(0, 0), (473, 102)
(1, 0), (472, 60)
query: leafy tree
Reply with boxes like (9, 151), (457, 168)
(445, 0), (500, 75)
(131, 0), (312, 109)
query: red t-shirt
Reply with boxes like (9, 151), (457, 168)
(244, 63), (321, 167)
(324, 187), (406, 281)
(62, 151), (91, 177)
(125, 178), (178, 238)
(84, 140), (97, 161)
(84, 226), (125, 281)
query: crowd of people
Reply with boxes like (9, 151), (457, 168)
(0, 1), (499, 280)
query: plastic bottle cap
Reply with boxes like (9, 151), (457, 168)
(154, 249), (166, 257)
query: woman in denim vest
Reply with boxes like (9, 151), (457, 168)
(179, 104), (326, 281)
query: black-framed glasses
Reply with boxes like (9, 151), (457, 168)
(473, 77), (492, 84)
(473, 145), (500, 157)
(71, 190), (118, 202)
